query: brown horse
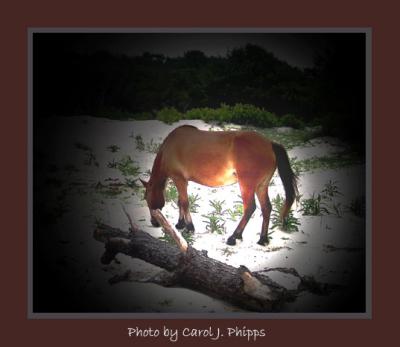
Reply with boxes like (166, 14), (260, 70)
(140, 125), (298, 246)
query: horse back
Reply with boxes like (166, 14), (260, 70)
(160, 126), (276, 186)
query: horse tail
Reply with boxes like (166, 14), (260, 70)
(271, 142), (298, 220)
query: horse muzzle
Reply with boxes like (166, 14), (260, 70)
(151, 216), (161, 227)
(150, 208), (162, 227)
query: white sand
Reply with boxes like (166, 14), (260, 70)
(39, 116), (366, 313)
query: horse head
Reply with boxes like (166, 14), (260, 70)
(139, 178), (165, 227)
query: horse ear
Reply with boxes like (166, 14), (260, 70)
(139, 178), (148, 188)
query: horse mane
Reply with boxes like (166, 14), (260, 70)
(150, 151), (165, 183)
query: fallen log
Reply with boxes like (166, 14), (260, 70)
(93, 209), (337, 312)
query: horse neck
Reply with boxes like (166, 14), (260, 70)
(149, 152), (167, 189)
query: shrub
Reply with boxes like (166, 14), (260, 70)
(139, 103), (291, 129)
(186, 106), (230, 123)
(188, 193), (201, 213)
(321, 180), (342, 200)
(230, 104), (279, 128)
(201, 199), (227, 234)
(145, 138), (162, 153)
(202, 214), (226, 234)
(271, 194), (300, 232)
(134, 135), (145, 151)
(184, 103), (279, 128)
(115, 156), (140, 177)
(300, 181), (345, 217)
(209, 199), (226, 215)
(165, 184), (178, 205)
(156, 107), (182, 124)
(300, 193), (330, 216)
(226, 204), (244, 221)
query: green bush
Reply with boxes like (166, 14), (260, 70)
(300, 193), (330, 216)
(138, 104), (310, 130)
(115, 156), (140, 177)
(156, 107), (182, 124)
(202, 214), (226, 234)
(186, 106), (231, 123)
(185, 103), (280, 128)
(165, 184), (179, 206)
(188, 193), (201, 213)
(230, 104), (279, 128)
(271, 194), (300, 232)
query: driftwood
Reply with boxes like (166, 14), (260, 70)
(93, 209), (337, 312)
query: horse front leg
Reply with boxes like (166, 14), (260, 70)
(173, 178), (195, 232)
(175, 199), (186, 230)
(227, 186), (256, 245)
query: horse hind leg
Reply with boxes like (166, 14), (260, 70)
(256, 185), (272, 246)
(227, 182), (256, 246)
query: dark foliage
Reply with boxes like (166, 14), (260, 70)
(33, 34), (366, 151)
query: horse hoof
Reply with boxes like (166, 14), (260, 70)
(175, 220), (185, 230)
(226, 237), (236, 246)
(186, 222), (195, 233)
(151, 218), (160, 227)
(257, 239), (269, 246)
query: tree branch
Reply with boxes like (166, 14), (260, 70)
(93, 209), (342, 312)
(151, 209), (188, 253)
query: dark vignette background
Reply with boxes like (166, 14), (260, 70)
(33, 32), (366, 313)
